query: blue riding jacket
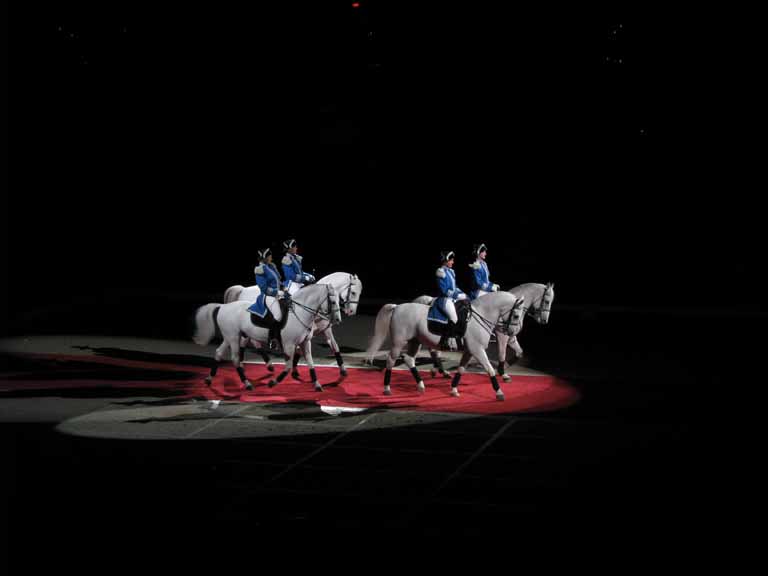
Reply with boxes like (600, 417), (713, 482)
(469, 260), (493, 299)
(255, 263), (281, 297)
(282, 253), (314, 289)
(435, 266), (465, 315)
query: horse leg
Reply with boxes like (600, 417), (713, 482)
(450, 351), (472, 397)
(402, 340), (425, 394)
(429, 349), (451, 379)
(205, 341), (229, 386)
(509, 335), (524, 360)
(291, 347), (302, 380)
(253, 339), (275, 372)
(300, 340), (323, 392)
(384, 341), (405, 396)
(325, 327), (347, 379)
(470, 346), (505, 401)
(496, 332), (511, 382)
(230, 338), (253, 391)
(269, 342), (295, 388)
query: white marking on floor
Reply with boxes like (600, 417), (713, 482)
(264, 413), (377, 485)
(182, 404), (253, 439)
(433, 417), (517, 495)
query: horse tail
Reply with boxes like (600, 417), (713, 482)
(223, 285), (244, 303)
(366, 303), (397, 364)
(193, 304), (221, 346)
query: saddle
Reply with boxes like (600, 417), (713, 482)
(249, 297), (290, 330)
(427, 299), (471, 338)
(248, 298), (291, 350)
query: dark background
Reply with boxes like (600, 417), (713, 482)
(4, 1), (762, 335)
(2, 4), (760, 566)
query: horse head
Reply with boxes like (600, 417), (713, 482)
(538, 282), (555, 324)
(326, 284), (343, 326)
(343, 274), (363, 316)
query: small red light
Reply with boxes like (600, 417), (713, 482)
(352, 2), (360, 7)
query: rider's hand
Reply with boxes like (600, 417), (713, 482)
(492, 284), (499, 292)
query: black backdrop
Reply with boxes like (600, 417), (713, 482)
(5, 1), (762, 336)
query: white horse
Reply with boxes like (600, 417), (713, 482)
(366, 291), (525, 400)
(193, 284), (341, 392)
(223, 272), (363, 378)
(407, 282), (555, 382)
(494, 282), (555, 379)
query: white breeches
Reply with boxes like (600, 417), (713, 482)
(265, 296), (282, 322)
(443, 299), (457, 323)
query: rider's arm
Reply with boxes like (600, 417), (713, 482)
(437, 268), (454, 298)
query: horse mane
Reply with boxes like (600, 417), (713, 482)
(509, 283), (545, 295)
(291, 282), (330, 304)
(317, 271), (362, 295)
(316, 271), (346, 285)
(471, 290), (518, 315)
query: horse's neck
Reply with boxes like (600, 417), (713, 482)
(474, 292), (514, 318)
(293, 285), (324, 309)
(513, 283), (543, 307)
(317, 272), (347, 292)
(519, 283), (545, 324)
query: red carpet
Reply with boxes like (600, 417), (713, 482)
(1, 354), (580, 415)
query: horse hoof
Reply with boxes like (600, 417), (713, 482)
(244, 381), (253, 391)
(502, 374), (511, 382)
(268, 380), (277, 388)
(417, 382), (425, 394)
(204, 376), (212, 386)
(496, 391), (505, 401)
(383, 387), (392, 396)
(340, 368), (348, 378)
(266, 364), (275, 372)
(451, 388), (460, 397)
(292, 371), (300, 380)
(314, 383), (323, 392)
(441, 371), (451, 379)
(430, 369), (437, 378)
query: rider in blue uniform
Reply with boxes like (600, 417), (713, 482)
(246, 247), (284, 316)
(281, 238), (316, 295)
(247, 248), (285, 348)
(436, 250), (467, 347)
(469, 243), (499, 300)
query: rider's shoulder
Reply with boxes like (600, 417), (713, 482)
(469, 261), (481, 270)
(282, 255), (293, 266)
(436, 267), (446, 278)
(255, 264), (265, 275)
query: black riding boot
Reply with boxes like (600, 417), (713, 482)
(268, 326), (280, 351)
(439, 321), (457, 350)
(439, 334), (449, 350)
